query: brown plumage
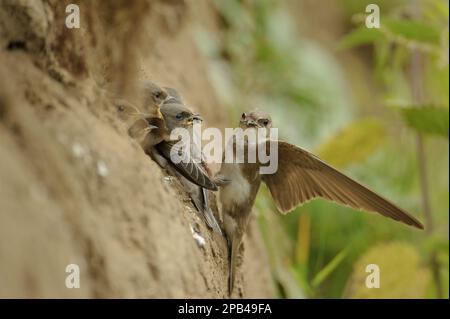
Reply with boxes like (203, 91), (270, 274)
(220, 110), (423, 296)
(115, 98), (170, 150)
(159, 88), (223, 234)
(263, 141), (423, 228)
(154, 135), (219, 191)
(115, 82), (218, 191)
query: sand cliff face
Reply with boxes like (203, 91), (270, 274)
(0, 0), (273, 298)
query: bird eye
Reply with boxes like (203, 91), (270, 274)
(154, 91), (162, 99)
(241, 113), (246, 120)
(259, 119), (269, 126)
(176, 113), (183, 120)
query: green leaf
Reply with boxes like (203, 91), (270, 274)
(340, 19), (441, 50)
(384, 19), (441, 44)
(312, 247), (349, 287)
(316, 119), (386, 169)
(400, 107), (449, 137)
(339, 27), (384, 49)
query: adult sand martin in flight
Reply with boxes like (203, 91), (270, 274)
(219, 110), (424, 295)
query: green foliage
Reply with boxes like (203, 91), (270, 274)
(316, 119), (386, 168)
(201, 0), (449, 299)
(341, 0), (449, 298)
(399, 106), (449, 137)
(339, 19), (441, 50)
(207, 0), (352, 147)
(339, 27), (384, 49)
(257, 199), (306, 298)
(345, 242), (431, 298)
(312, 248), (349, 288)
(383, 19), (441, 44)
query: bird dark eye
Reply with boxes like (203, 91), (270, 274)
(260, 119), (269, 126)
(154, 91), (162, 99)
(176, 113), (183, 120)
(241, 113), (246, 120)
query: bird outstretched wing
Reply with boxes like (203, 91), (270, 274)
(262, 141), (423, 229)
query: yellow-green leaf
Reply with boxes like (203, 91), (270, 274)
(316, 119), (386, 169)
(344, 243), (431, 298)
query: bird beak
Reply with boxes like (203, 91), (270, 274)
(156, 107), (163, 118)
(246, 119), (257, 127)
(192, 114), (203, 122)
(187, 114), (202, 124)
(239, 116), (256, 128)
(143, 124), (159, 132)
(162, 94), (171, 104)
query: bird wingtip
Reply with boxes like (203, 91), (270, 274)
(414, 221), (425, 230)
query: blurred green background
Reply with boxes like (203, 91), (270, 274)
(198, 0), (448, 298)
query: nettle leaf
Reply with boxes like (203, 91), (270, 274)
(339, 27), (384, 49)
(340, 19), (441, 50)
(383, 19), (441, 44)
(400, 107), (449, 138)
(316, 119), (386, 169)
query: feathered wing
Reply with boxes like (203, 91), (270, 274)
(201, 188), (223, 235)
(156, 140), (218, 191)
(262, 141), (423, 229)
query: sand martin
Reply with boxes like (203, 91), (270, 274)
(159, 88), (223, 235)
(219, 110), (424, 295)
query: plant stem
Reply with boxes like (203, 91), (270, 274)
(416, 134), (443, 298)
(415, 136), (433, 234)
(410, 1), (443, 297)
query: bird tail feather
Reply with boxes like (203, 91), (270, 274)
(202, 188), (223, 235)
(228, 238), (240, 296)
